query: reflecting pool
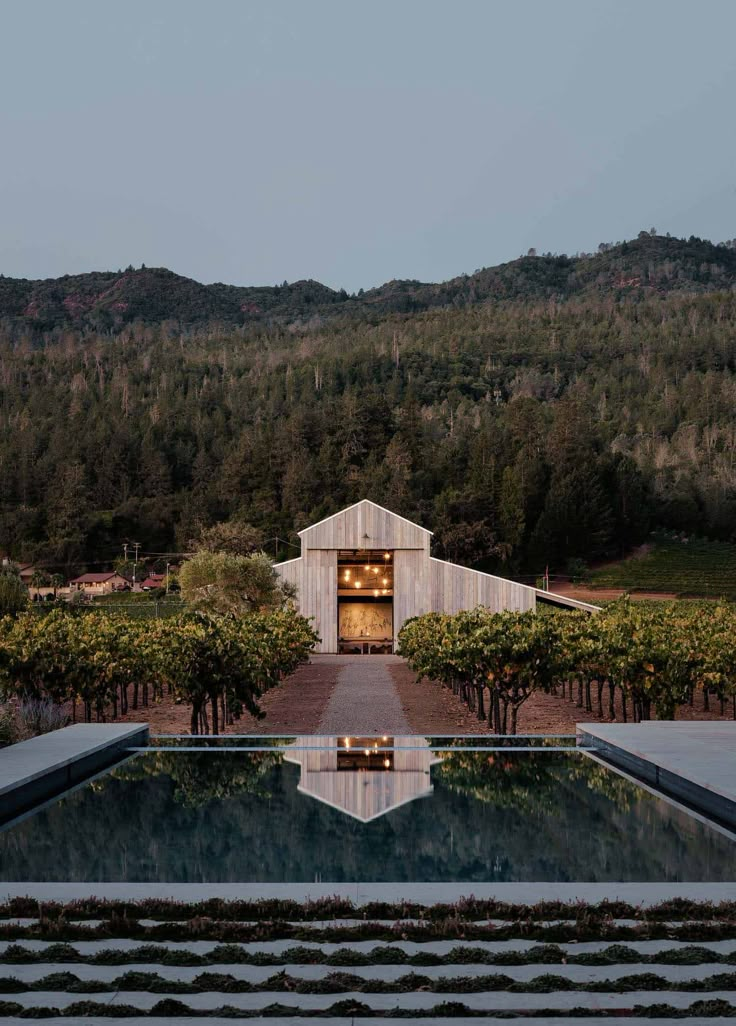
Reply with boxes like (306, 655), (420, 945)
(0, 736), (734, 883)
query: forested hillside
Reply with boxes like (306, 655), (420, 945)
(2, 232), (736, 577)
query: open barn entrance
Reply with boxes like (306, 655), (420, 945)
(337, 550), (393, 654)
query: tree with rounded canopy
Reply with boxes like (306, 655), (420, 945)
(190, 518), (264, 557)
(178, 550), (294, 615)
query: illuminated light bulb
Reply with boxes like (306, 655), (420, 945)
(383, 758), (390, 768)
(364, 748), (371, 756)
(382, 589), (387, 595)
(344, 737), (351, 749)
(382, 735), (388, 741)
(374, 589), (379, 597)
(355, 581), (361, 588)
(382, 578), (388, 585)
(384, 552), (390, 560)
(364, 564), (370, 571)
(344, 570), (350, 579)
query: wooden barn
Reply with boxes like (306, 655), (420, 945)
(274, 499), (598, 654)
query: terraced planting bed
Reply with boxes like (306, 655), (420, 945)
(2, 899), (736, 1020)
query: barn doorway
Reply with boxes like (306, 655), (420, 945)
(337, 550), (393, 654)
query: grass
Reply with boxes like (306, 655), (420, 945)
(590, 532), (736, 599)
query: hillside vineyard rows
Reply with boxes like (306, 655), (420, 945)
(2, 234), (736, 577)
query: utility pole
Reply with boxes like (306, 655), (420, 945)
(132, 541), (141, 587)
(165, 562), (170, 595)
(123, 542), (128, 564)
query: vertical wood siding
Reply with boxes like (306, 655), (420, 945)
(301, 500), (430, 552)
(276, 503), (542, 653)
(393, 549), (431, 643)
(428, 557), (535, 616)
(274, 551), (337, 653)
(283, 737), (441, 821)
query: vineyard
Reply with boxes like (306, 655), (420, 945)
(590, 534), (736, 599)
(398, 601), (736, 734)
(0, 608), (318, 736)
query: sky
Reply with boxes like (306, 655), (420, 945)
(1, 0), (735, 292)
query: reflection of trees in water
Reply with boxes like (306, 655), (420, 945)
(435, 749), (639, 814)
(435, 750), (568, 811)
(2, 752), (734, 884)
(109, 749), (284, 808)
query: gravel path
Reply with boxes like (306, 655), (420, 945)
(316, 656), (410, 734)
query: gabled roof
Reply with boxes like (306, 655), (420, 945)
(299, 499), (431, 551)
(70, 572), (122, 584)
(299, 500), (432, 537)
(139, 574), (163, 590)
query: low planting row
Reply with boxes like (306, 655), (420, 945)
(5, 897), (735, 922)
(5, 920), (736, 944)
(2, 942), (735, 968)
(0, 996), (735, 1018)
(6, 968), (736, 994)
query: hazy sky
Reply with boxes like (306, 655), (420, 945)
(1, 0), (735, 291)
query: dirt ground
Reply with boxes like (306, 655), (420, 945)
(113, 654), (734, 736)
(548, 584), (680, 603)
(115, 660), (342, 735)
(388, 660), (588, 734)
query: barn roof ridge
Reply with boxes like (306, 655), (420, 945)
(294, 783), (434, 823)
(298, 499), (433, 538)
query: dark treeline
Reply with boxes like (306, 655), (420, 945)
(2, 235), (736, 577)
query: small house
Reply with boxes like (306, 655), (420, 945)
(69, 572), (129, 597)
(140, 573), (165, 591)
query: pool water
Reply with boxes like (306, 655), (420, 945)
(0, 738), (734, 883)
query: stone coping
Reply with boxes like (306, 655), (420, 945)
(577, 721), (736, 829)
(0, 723), (148, 819)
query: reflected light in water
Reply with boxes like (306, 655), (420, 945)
(284, 736), (441, 823)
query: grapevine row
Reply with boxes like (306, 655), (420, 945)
(0, 607), (318, 734)
(398, 600), (736, 733)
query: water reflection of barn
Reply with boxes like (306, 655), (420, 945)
(284, 736), (442, 822)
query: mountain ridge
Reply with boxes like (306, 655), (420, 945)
(2, 232), (736, 332)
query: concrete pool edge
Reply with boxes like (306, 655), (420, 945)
(577, 721), (736, 830)
(3, 882), (736, 904)
(0, 722), (149, 820)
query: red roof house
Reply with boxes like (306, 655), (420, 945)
(70, 572), (129, 595)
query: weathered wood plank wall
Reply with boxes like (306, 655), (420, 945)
(276, 500), (539, 652)
(428, 557), (536, 616)
(301, 500), (430, 553)
(275, 550), (337, 653)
